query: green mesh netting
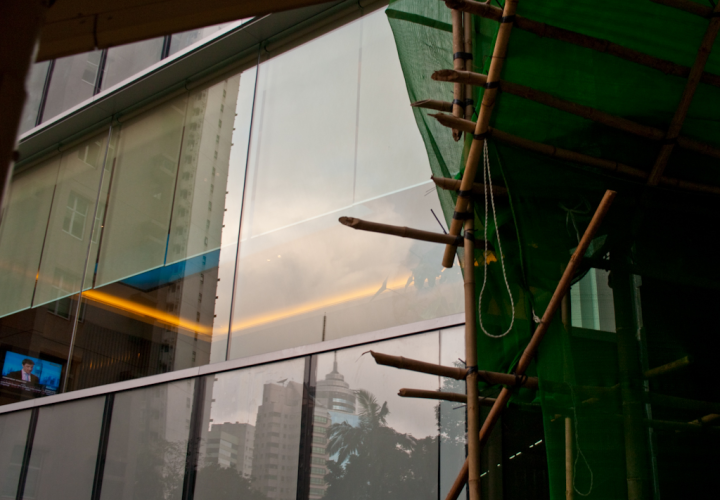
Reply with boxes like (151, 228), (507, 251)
(386, 0), (720, 498)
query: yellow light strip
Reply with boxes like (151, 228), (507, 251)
(231, 275), (411, 332)
(82, 289), (212, 335)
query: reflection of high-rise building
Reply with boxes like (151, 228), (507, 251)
(309, 355), (359, 499)
(251, 381), (303, 500)
(203, 422), (255, 477)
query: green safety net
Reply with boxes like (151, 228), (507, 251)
(386, 0), (720, 498)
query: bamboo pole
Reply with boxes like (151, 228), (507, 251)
(463, 11), (474, 120)
(432, 175), (508, 197)
(432, 69), (720, 160)
(444, 0), (720, 88)
(412, 99), (454, 113)
(566, 417), (574, 500)
(646, 418), (720, 435)
(430, 112), (720, 196)
(464, 216), (481, 500)
(644, 392), (720, 414)
(339, 216), (471, 247)
(441, 0), (519, 268)
(647, 1), (720, 186)
(398, 388), (497, 407)
(650, 0), (714, 18)
(444, 190), (617, 498)
(370, 351), (539, 388)
(643, 355), (692, 379)
(451, 8), (465, 141)
(689, 414), (720, 426)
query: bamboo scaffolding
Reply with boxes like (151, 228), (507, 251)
(339, 216), (474, 247)
(444, 190), (616, 500)
(441, 0), (519, 268)
(463, 12), (474, 120)
(370, 351), (539, 388)
(412, 99), (454, 113)
(451, 9), (465, 141)
(644, 392), (720, 414)
(398, 388), (497, 407)
(566, 417), (574, 500)
(444, 0), (720, 88)
(432, 69), (720, 160)
(647, 1), (720, 185)
(646, 418), (720, 435)
(463, 216), (481, 500)
(689, 414), (720, 426)
(650, 0), (714, 18)
(431, 175), (508, 198)
(643, 355), (692, 379)
(430, 112), (720, 196)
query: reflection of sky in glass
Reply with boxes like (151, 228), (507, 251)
(228, 9), (463, 360)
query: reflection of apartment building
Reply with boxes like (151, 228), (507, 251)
(203, 422), (255, 476)
(251, 381), (303, 500)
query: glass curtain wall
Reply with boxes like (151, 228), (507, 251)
(1, 5), (465, 404)
(228, 9), (463, 359)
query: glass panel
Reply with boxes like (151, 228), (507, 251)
(33, 132), (111, 307)
(101, 379), (195, 500)
(193, 357), (306, 500)
(101, 38), (164, 91)
(571, 268), (616, 332)
(0, 156), (61, 318)
(168, 22), (239, 56)
(307, 332), (448, 500)
(24, 396), (104, 499)
(0, 410), (31, 498)
(18, 61), (51, 134)
(43, 51), (101, 121)
(229, 10), (463, 360)
(69, 68), (255, 391)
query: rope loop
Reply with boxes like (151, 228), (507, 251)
(478, 140), (515, 338)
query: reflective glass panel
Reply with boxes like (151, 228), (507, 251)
(23, 396), (104, 499)
(306, 330), (464, 500)
(168, 23), (241, 56)
(101, 379), (195, 500)
(43, 51), (101, 121)
(228, 10), (463, 360)
(18, 61), (50, 134)
(0, 410), (31, 498)
(101, 38), (164, 90)
(193, 357), (306, 500)
(0, 156), (61, 318)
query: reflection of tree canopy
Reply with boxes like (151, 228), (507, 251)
(324, 389), (437, 500)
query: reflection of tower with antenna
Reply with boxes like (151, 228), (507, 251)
(308, 353), (360, 499)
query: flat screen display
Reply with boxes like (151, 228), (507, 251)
(1, 352), (62, 395)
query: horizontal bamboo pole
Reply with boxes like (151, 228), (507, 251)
(644, 355), (692, 379)
(432, 70), (720, 160)
(690, 414), (720, 426)
(430, 113), (720, 196)
(645, 392), (720, 414)
(445, 190), (616, 499)
(444, 0), (720, 88)
(647, 0), (720, 186)
(651, 0), (714, 18)
(371, 352), (538, 388)
(339, 217), (475, 247)
(646, 418), (720, 435)
(412, 99), (454, 113)
(431, 175), (508, 197)
(398, 388), (497, 407)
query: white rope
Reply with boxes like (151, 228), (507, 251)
(478, 140), (515, 338)
(570, 385), (594, 496)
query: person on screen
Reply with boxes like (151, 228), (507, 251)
(6, 359), (40, 383)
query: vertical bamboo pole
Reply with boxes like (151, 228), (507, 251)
(463, 216), (481, 500)
(612, 268), (650, 500)
(451, 9), (465, 141)
(442, 0), (518, 268)
(565, 417), (574, 500)
(463, 12), (474, 120)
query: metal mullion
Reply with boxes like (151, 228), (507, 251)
(91, 393), (115, 500)
(295, 355), (317, 500)
(181, 376), (206, 500)
(15, 407), (39, 500)
(93, 50), (108, 95)
(36, 60), (55, 126)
